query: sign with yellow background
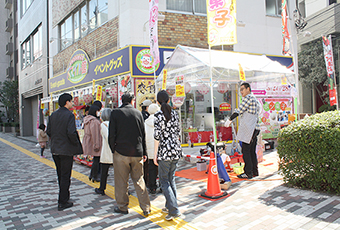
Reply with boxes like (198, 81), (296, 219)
(135, 79), (155, 111)
(207, 0), (237, 46)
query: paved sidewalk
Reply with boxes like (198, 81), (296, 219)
(1, 132), (340, 229)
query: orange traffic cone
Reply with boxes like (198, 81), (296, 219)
(199, 152), (229, 200)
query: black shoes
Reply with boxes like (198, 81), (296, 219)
(150, 189), (157, 194)
(143, 210), (151, 216)
(58, 201), (73, 211)
(89, 177), (100, 182)
(95, 188), (105, 195)
(237, 173), (253, 179)
(114, 206), (128, 214)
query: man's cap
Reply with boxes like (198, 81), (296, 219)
(141, 100), (152, 107)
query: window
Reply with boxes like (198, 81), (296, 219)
(166, 0), (206, 14)
(33, 26), (42, 61)
(21, 39), (31, 69)
(21, 0), (33, 16)
(59, 0), (108, 50)
(74, 11), (80, 42)
(266, 0), (282, 16)
(60, 15), (72, 50)
(81, 5), (88, 38)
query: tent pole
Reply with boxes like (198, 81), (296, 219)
(209, 45), (217, 154)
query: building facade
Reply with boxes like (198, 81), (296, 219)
(297, 0), (340, 113)
(1, 0), (17, 122)
(20, 0), (289, 137)
(18, 0), (49, 136)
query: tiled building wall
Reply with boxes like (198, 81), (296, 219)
(52, 0), (83, 27)
(158, 12), (232, 51)
(53, 17), (119, 75)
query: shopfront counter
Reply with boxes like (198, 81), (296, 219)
(186, 126), (232, 143)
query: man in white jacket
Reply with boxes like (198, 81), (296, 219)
(144, 104), (160, 194)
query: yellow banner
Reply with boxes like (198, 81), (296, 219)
(96, 86), (102, 101)
(135, 79), (155, 111)
(162, 69), (167, 90)
(92, 79), (96, 95)
(207, 0), (237, 46)
(175, 75), (185, 97)
(238, 63), (246, 81)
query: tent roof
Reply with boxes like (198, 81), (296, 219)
(156, 45), (295, 88)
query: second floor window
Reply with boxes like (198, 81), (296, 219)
(59, 0), (108, 50)
(166, 0), (206, 14)
(266, 0), (282, 16)
(21, 25), (43, 69)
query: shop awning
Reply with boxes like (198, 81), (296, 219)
(156, 45), (295, 88)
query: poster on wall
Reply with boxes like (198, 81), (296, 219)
(135, 78), (155, 111)
(258, 98), (293, 139)
(118, 75), (131, 107)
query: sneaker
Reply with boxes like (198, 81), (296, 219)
(58, 201), (73, 211)
(165, 213), (181, 221)
(161, 207), (169, 214)
(40, 156), (46, 158)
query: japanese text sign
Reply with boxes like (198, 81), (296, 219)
(207, 0), (237, 46)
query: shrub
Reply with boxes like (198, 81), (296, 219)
(277, 111), (340, 194)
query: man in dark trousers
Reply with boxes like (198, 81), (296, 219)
(225, 82), (260, 179)
(47, 93), (83, 211)
(109, 91), (151, 216)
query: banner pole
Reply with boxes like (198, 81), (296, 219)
(209, 45), (217, 154)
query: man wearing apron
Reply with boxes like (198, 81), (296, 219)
(225, 82), (260, 179)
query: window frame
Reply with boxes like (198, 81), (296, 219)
(266, 0), (282, 17)
(166, 0), (207, 15)
(58, 0), (109, 51)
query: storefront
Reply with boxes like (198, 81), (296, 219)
(155, 45), (296, 146)
(40, 45), (174, 165)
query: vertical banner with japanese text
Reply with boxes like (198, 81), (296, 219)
(281, 0), (290, 55)
(135, 79), (155, 111)
(206, 0), (237, 46)
(149, 0), (160, 66)
(322, 35), (338, 107)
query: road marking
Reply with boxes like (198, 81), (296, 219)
(0, 137), (198, 230)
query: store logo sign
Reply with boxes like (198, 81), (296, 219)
(67, 49), (90, 83)
(136, 49), (160, 74)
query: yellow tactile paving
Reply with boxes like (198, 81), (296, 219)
(0, 137), (198, 230)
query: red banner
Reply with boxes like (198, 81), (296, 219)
(281, 0), (290, 55)
(322, 35), (338, 106)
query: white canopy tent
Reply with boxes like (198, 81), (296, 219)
(156, 45), (295, 89)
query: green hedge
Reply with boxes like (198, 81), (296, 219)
(277, 111), (340, 194)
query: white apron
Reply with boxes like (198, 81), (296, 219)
(236, 111), (258, 144)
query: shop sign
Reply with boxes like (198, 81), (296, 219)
(49, 47), (130, 93)
(252, 85), (291, 97)
(135, 49), (160, 74)
(96, 85), (102, 101)
(67, 50), (90, 83)
(207, 0), (237, 46)
(135, 78), (155, 111)
(175, 75), (185, 97)
(172, 94), (185, 107)
(132, 46), (174, 76)
(219, 102), (231, 111)
(162, 69), (167, 90)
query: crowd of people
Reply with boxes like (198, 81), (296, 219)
(45, 90), (183, 221)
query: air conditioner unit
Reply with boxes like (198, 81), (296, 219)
(5, 0), (12, 9)
(6, 43), (13, 55)
(6, 67), (13, 78)
(5, 18), (13, 32)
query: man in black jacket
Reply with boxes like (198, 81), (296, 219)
(109, 91), (151, 216)
(47, 93), (83, 211)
